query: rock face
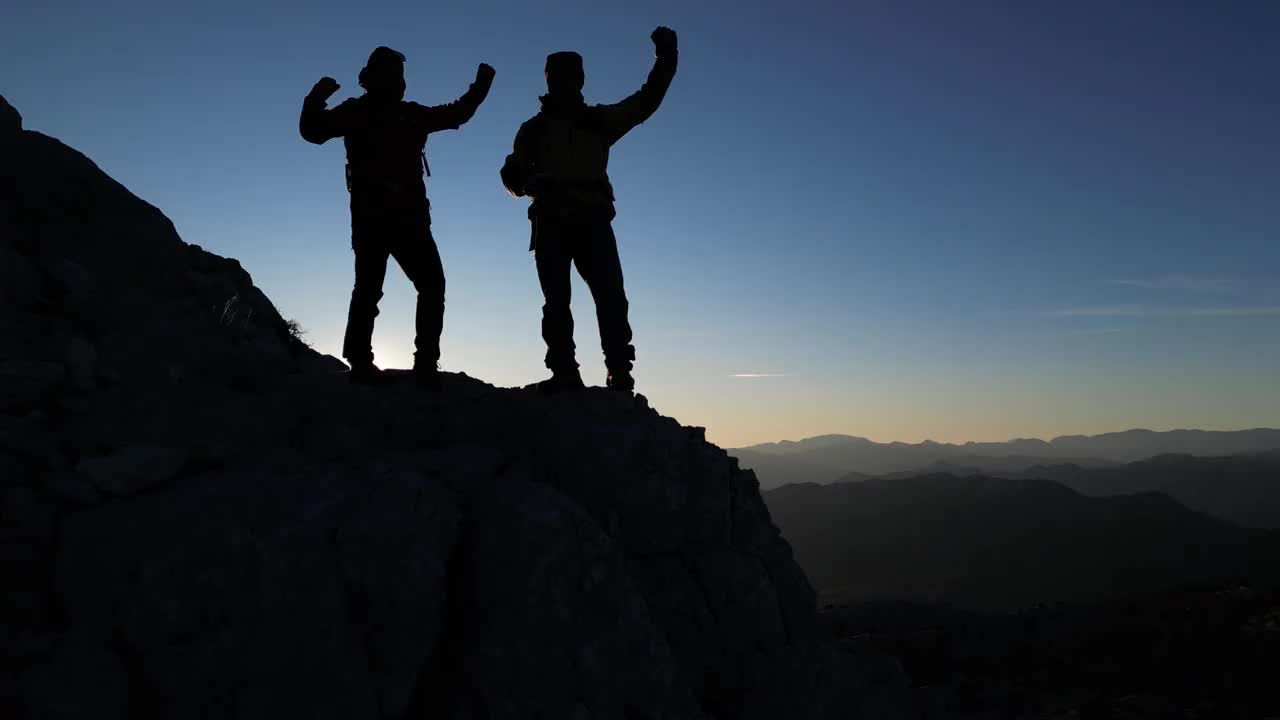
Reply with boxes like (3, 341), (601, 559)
(0, 100), (912, 719)
(0, 94), (20, 134)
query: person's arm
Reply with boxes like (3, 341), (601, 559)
(299, 77), (348, 144)
(501, 119), (537, 197)
(415, 63), (496, 133)
(597, 27), (678, 145)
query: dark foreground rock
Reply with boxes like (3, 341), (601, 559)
(821, 584), (1280, 719)
(0, 95), (914, 718)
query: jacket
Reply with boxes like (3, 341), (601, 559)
(300, 76), (492, 208)
(501, 51), (677, 220)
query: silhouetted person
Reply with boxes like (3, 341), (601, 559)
(301, 47), (495, 387)
(501, 27), (678, 393)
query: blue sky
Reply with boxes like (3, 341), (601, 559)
(4, 0), (1278, 446)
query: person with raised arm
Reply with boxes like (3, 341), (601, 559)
(302, 47), (495, 387)
(501, 27), (678, 393)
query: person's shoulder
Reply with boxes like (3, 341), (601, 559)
(517, 113), (545, 133)
(585, 103), (617, 119)
(579, 104), (610, 128)
(332, 96), (363, 114)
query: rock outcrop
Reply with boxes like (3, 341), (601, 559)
(0, 96), (912, 719)
(0, 95), (20, 135)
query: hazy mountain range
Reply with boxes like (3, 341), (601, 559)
(764, 474), (1280, 612)
(733, 428), (1280, 490)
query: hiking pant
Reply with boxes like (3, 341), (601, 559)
(342, 202), (444, 368)
(533, 214), (635, 374)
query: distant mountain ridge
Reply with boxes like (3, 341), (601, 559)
(1023, 451), (1280, 529)
(741, 428), (1280, 459)
(732, 428), (1280, 490)
(764, 474), (1280, 611)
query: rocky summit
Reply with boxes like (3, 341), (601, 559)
(0, 95), (913, 719)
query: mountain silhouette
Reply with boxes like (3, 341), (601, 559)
(1023, 451), (1280, 529)
(851, 451), (1280, 530)
(0, 95), (918, 719)
(765, 474), (1280, 612)
(734, 429), (1280, 490)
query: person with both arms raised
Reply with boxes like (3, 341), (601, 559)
(300, 47), (495, 387)
(501, 27), (679, 393)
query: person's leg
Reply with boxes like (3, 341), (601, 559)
(574, 219), (635, 386)
(343, 213), (390, 371)
(534, 216), (579, 377)
(390, 211), (445, 373)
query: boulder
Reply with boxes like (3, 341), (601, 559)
(77, 445), (188, 497)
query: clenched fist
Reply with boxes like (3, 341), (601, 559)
(476, 63), (496, 84)
(651, 26), (677, 57)
(309, 76), (340, 101)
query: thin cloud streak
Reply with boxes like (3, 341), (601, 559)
(1054, 306), (1280, 318)
(1105, 276), (1233, 293)
(729, 373), (793, 379)
(1050, 327), (1124, 337)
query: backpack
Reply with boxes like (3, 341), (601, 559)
(342, 97), (432, 195)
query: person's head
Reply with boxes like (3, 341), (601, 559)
(544, 51), (585, 96)
(359, 46), (407, 101)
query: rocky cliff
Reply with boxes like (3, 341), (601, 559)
(0, 95), (911, 719)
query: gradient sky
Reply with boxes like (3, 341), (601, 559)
(4, 0), (1278, 447)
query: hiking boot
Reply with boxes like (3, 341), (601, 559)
(606, 369), (635, 392)
(414, 365), (442, 391)
(349, 361), (385, 386)
(537, 369), (585, 394)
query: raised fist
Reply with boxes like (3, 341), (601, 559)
(651, 26), (677, 56)
(476, 63), (496, 84)
(310, 76), (340, 101)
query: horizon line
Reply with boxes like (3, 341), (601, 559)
(730, 425), (1280, 449)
